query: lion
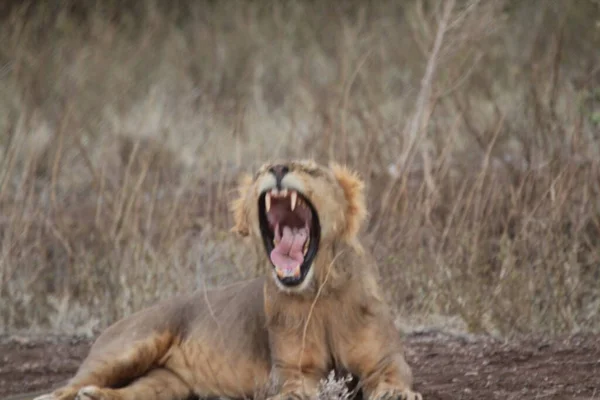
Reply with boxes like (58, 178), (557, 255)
(33, 160), (422, 400)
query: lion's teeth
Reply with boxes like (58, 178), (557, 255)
(303, 237), (310, 255)
(290, 191), (297, 211)
(265, 192), (271, 212)
(280, 189), (288, 197)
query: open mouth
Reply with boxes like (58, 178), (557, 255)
(258, 188), (320, 287)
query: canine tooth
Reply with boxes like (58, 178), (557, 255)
(265, 192), (271, 212)
(290, 191), (297, 211)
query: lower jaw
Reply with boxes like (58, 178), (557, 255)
(271, 266), (313, 291)
(277, 278), (303, 287)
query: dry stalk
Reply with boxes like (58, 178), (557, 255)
(399, 0), (455, 170)
(111, 139), (141, 240)
(375, 0), (455, 236)
(50, 107), (70, 212)
(298, 250), (344, 380)
(116, 158), (152, 244)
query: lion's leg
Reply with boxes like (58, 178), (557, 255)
(267, 364), (323, 400)
(73, 367), (192, 400)
(266, 330), (329, 400)
(35, 333), (174, 400)
(339, 324), (421, 400)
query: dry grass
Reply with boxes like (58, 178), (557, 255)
(1, 0), (599, 337)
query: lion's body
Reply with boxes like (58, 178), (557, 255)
(36, 160), (421, 400)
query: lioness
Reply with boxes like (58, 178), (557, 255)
(34, 160), (422, 400)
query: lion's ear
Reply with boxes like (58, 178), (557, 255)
(230, 174), (254, 237)
(330, 162), (367, 239)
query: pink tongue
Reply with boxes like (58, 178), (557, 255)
(271, 226), (308, 278)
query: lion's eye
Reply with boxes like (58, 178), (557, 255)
(304, 168), (322, 177)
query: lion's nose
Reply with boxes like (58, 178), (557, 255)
(269, 165), (289, 189)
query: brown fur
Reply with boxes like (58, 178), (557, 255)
(34, 160), (422, 400)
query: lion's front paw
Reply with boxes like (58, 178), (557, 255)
(33, 394), (57, 400)
(75, 386), (120, 400)
(372, 388), (423, 400)
(34, 387), (80, 400)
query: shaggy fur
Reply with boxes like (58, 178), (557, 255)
(33, 160), (422, 400)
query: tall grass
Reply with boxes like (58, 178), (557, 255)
(1, 0), (599, 337)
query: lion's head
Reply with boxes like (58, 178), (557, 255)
(231, 160), (367, 292)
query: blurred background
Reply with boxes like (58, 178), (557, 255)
(1, 0), (599, 337)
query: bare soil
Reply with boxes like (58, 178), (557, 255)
(0, 331), (598, 400)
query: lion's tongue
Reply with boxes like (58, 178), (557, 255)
(271, 225), (307, 278)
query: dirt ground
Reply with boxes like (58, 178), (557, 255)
(0, 331), (598, 400)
